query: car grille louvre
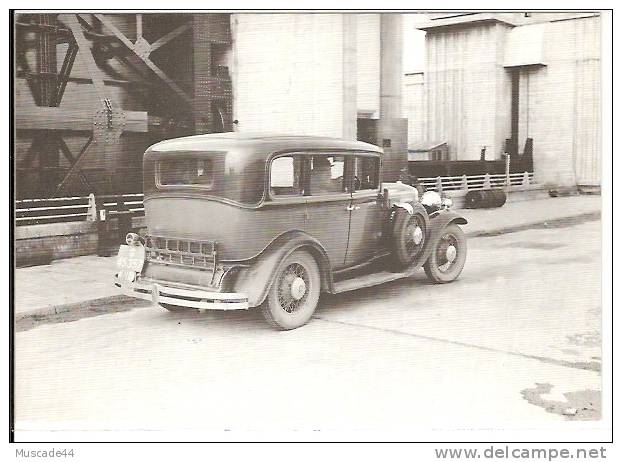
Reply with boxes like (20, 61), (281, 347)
(145, 235), (217, 270)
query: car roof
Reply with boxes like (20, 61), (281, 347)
(147, 132), (383, 155)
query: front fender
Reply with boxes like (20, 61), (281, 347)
(411, 211), (468, 268)
(428, 210), (467, 237)
(232, 230), (332, 307)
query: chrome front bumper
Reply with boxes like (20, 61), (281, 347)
(114, 274), (249, 310)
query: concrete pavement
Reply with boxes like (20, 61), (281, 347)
(13, 194), (601, 320)
(13, 221), (602, 436)
(459, 194), (600, 237)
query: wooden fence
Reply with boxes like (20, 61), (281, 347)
(418, 172), (535, 193)
(15, 172), (536, 227)
(16, 193), (145, 227)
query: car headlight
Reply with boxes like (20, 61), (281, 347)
(421, 191), (442, 208)
(125, 232), (143, 246)
(441, 198), (453, 209)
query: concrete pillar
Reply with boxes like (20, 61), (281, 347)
(379, 14), (402, 119)
(378, 14), (408, 182)
(342, 14), (358, 140)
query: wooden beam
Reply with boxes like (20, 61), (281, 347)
(92, 14), (192, 106)
(19, 137), (40, 169)
(60, 13), (110, 103)
(56, 136), (93, 190)
(52, 41), (78, 106)
(16, 106), (149, 133)
(149, 23), (190, 52)
(136, 14), (143, 41)
(55, 135), (94, 195)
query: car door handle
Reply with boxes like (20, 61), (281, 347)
(346, 205), (361, 211)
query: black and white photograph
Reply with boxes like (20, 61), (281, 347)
(7, 4), (615, 458)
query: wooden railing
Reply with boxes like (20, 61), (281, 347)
(15, 172), (537, 226)
(418, 172), (535, 193)
(15, 193), (145, 227)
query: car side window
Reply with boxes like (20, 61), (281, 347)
(309, 155), (346, 195)
(353, 156), (380, 191)
(270, 155), (304, 196)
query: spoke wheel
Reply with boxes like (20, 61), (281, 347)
(261, 250), (321, 330)
(391, 208), (427, 268)
(277, 263), (309, 314)
(424, 223), (467, 283)
(404, 214), (427, 257)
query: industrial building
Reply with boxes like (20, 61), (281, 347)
(14, 11), (602, 208)
(404, 12), (601, 190)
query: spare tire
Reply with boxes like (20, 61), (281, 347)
(391, 207), (428, 268)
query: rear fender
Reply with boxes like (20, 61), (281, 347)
(232, 230), (332, 307)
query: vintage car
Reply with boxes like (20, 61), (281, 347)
(115, 133), (467, 330)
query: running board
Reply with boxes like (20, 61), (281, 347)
(332, 267), (420, 294)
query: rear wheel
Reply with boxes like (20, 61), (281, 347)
(261, 250), (321, 330)
(424, 223), (467, 283)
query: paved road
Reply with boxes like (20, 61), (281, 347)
(14, 220), (601, 433)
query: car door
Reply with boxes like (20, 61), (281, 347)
(343, 154), (385, 267)
(303, 153), (352, 270)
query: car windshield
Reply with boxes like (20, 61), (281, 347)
(149, 150), (264, 205)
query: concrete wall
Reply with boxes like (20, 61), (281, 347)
(232, 13), (391, 139)
(517, 15), (601, 187)
(404, 72), (425, 147)
(356, 14), (380, 117)
(424, 21), (513, 161)
(232, 14), (348, 138)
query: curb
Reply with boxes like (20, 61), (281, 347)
(15, 210), (601, 323)
(464, 211), (600, 238)
(14, 295), (136, 322)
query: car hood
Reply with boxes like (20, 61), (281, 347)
(384, 181), (419, 204)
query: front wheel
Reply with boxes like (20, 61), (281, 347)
(261, 250), (321, 330)
(424, 223), (467, 283)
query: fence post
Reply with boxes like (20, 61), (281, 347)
(461, 175), (468, 192)
(483, 173), (491, 190)
(505, 154), (511, 191)
(95, 194), (111, 256)
(435, 176), (443, 193)
(117, 194), (132, 243)
(87, 193), (98, 221)
(522, 171), (530, 187)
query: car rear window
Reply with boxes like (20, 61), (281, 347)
(158, 158), (215, 188)
(149, 150), (264, 206)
